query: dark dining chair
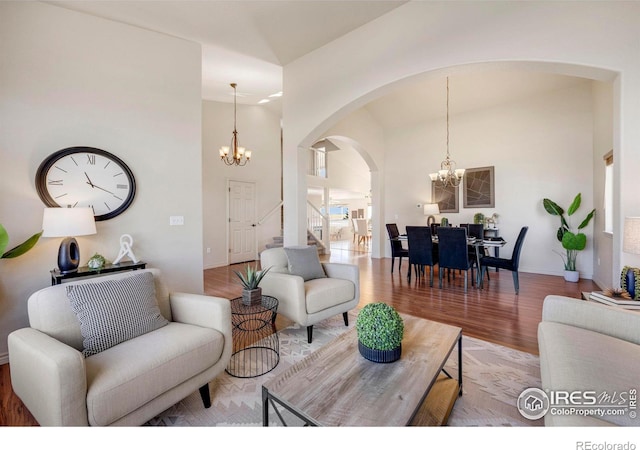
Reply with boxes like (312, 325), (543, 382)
(386, 223), (409, 273)
(430, 223), (440, 236)
(480, 226), (528, 294)
(406, 226), (438, 286)
(437, 227), (475, 293)
(467, 223), (487, 270)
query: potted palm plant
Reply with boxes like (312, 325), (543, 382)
(542, 193), (595, 282)
(1, 224), (42, 260)
(234, 264), (271, 305)
(356, 302), (404, 363)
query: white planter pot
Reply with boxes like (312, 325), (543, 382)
(564, 270), (579, 282)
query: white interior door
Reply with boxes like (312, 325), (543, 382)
(229, 180), (257, 264)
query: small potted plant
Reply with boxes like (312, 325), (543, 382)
(356, 302), (404, 363)
(234, 264), (271, 306)
(542, 193), (595, 282)
(473, 212), (485, 226)
(87, 253), (108, 270)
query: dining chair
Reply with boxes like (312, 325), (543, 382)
(480, 226), (528, 294)
(467, 223), (488, 271)
(386, 223), (409, 274)
(406, 226), (438, 286)
(437, 226), (475, 293)
(430, 223), (440, 237)
(354, 219), (370, 246)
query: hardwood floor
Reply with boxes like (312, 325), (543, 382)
(1, 247), (598, 426)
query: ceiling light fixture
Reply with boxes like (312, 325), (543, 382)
(429, 77), (465, 187)
(219, 83), (251, 166)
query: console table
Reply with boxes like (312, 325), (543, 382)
(50, 261), (146, 285)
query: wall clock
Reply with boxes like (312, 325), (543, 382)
(35, 147), (136, 221)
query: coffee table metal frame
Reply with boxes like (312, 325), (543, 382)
(226, 295), (280, 378)
(261, 315), (462, 426)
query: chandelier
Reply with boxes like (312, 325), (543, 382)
(429, 77), (465, 187)
(219, 83), (251, 166)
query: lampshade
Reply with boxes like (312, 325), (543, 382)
(423, 204), (440, 216)
(623, 217), (640, 255)
(42, 207), (96, 273)
(42, 207), (97, 237)
(423, 203), (440, 226)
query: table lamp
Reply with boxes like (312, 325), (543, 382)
(42, 207), (97, 273)
(423, 203), (440, 225)
(622, 217), (640, 299)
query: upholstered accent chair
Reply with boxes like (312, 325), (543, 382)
(259, 246), (359, 343)
(8, 269), (232, 426)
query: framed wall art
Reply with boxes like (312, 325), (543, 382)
(463, 166), (495, 208)
(432, 181), (459, 213)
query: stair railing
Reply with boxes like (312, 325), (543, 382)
(307, 201), (329, 251)
(256, 200), (283, 226)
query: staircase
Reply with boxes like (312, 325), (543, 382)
(265, 230), (327, 254)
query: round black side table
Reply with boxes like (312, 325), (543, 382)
(226, 295), (280, 378)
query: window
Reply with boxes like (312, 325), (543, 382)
(321, 205), (349, 221)
(308, 147), (327, 178)
(604, 150), (613, 234)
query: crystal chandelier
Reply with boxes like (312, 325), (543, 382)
(219, 83), (251, 166)
(429, 77), (465, 187)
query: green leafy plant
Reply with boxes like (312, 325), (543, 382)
(233, 264), (271, 290)
(356, 302), (404, 351)
(87, 253), (108, 270)
(542, 193), (595, 271)
(473, 213), (485, 225)
(0, 224), (42, 259)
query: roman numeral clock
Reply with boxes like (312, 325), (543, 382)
(36, 147), (136, 221)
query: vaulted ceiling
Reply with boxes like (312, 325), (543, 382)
(48, 0), (406, 108)
(47, 1), (592, 129)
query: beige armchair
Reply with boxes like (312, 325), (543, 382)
(7, 268), (232, 426)
(259, 247), (359, 343)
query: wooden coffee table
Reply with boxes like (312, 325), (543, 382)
(262, 314), (462, 426)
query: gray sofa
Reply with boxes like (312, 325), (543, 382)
(538, 295), (640, 426)
(8, 268), (232, 426)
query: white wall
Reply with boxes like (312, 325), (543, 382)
(282, 1), (640, 284)
(327, 147), (370, 196)
(323, 109), (386, 257)
(0, 2), (203, 360)
(202, 100), (282, 268)
(384, 81), (594, 277)
(591, 82), (614, 288)
(323, 78), (596, 277)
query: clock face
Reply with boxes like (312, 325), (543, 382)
(36, 147), (136, 221)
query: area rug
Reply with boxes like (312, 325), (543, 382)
(146, 313), (543, 427)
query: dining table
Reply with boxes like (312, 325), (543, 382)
(393, 234), (507, 288)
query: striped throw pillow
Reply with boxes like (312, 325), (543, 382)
(67, 271), (169, 357)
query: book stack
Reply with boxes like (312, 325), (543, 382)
(589, 291), (640, 310)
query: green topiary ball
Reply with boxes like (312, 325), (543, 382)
(356, 302), (404, 351)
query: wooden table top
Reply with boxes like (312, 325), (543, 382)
(263, 314), (462, 426)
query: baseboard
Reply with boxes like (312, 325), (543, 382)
(0, 352), (8, 365)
